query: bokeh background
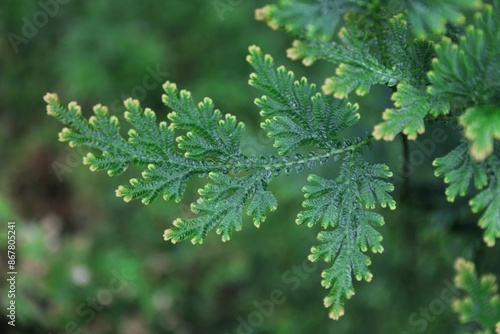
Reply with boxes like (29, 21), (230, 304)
(1, 1), (499, 333)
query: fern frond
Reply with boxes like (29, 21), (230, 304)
(255, 0), (355, 41)
(428, 4), (500, 160)
(45, 95), (160, 176)
(164, 171), (277, 244)
(373, 83), (449, 140)
(321, 15), (403, 98)
(453, 258), (500, 333)
(44, 93), (313, 243)
(406, 0), (482, 37)
(46, 45), (374, 246)
(286, 11), (448, 141)
(44, 91), (233, 205)
(247, 45), (360, 155)
(460, 105), (500, 161)
(297, 152), (395, 319)
(470, 180), (500, 247)
(371, 15), (451, 141)
(434, 141), (500, 246)
(163, 82), (245, 161)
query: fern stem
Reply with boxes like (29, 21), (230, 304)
(234, 136), (373, 173)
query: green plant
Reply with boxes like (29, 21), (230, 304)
(45, 0), (500, 325)
(453, 258), (500, 333)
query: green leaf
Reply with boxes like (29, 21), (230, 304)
(434, 141), (500, 246)
(321, 17), (402, 98)
(407, 0), (482, 37)
(297, 152), (394, 319)
(163, 82), (245, 161)
(428, 4), (500, 105)
(247, 45), (360, 155)
(373, 83), (450, 140)
(428, 4), (500, 159)
(46, 44), (381, 321)
(460, 105), (500, 161)
(255, 0), (355, 41)
(45, 94), (150, 176)
(44, 93), (231, 205)
(453, 258), (500, 332)
(115, 163), (193, 204)
(164, 171), (277, 244)
(470, 181), (500, 247)
(433, 142), (488, 202)
(379, 13), (413, 76)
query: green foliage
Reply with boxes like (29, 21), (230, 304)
(406, 0), (483, 37)
(453, 258), (500, 333)
(434, 141), (500, 246)
(260, 0), (483, 39)
(373, 82), (449, 140)
(321, 18), (400, 99)
(247, 45), (360, 155)
(268, 0), (500, 247)
(428, 3), (500, 160)
(46, 40), (396, 319)
(285, 9), (450, 141)
(165, 171), (277, 243)
(256, 0), (357, 41)
(273, 0), (499, 152)
(460, 105), (500, 161)
(288, 12), (405, 98)
(44, 0), (500, 324)
(297, 152), (394, 319)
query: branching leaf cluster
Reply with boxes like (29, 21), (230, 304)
(46, 43), (394, 318)
(434, 141), (500, 246)
(45, 0), (500, 324)
(453, 258), (500, 333)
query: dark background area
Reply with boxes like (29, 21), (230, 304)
(0, 1), (498, 333)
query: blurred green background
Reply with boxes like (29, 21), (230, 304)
(0, 1), (499, 333)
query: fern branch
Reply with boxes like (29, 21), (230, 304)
(297, 151), (395, 319)
(46, 45), (375, 246)
(428, 4), (500, 160)
(434, 141), (500, 246)
(453, 258), (500, 332)
(247, 45), (361, 155)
